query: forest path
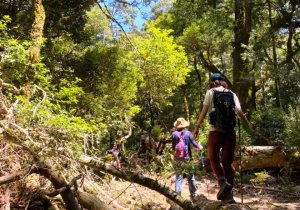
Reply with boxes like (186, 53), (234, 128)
(104, 173), (300, 210)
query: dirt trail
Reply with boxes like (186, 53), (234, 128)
(105, 173), (300, 210)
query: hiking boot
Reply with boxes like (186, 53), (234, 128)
(190, 194), (198, 203)
(217, 177), (232, 200)
(221, 191), (236, 204)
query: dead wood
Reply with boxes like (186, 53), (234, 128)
(4, 187), (10, 210)
(77, 191), (115, 210)
(30, 165), (81, 210)
(79, 155), (251, 210)
(232, 146), (300, 171)
(0, 168), (29, 185)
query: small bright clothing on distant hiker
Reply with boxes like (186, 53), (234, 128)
(171, 117), (203, 199)
(106, 142), (121, 169)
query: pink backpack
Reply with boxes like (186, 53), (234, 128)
(174, 131), (189, 160)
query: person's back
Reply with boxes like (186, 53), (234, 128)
(172, 117), (203, 202)
(196, 73), (247, 203)
(206, 86), (237, 133)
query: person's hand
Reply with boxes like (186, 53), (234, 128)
(197, 145), (203, 151)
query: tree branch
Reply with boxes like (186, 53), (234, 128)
(78, 155), (200, 210)
(0, 168), (30, 186)
(32, 84), (47, 118)
(95, 0), (138, 52)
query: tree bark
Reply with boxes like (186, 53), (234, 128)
(79, 155), (251, 210)
(232, 0), (253, 111)
(0, 169), (29, 185)
(77, 191), (115, 210)
(31, 166), (82, 210)
(30, 0), (45, 64)
(233, 146), (300, 171)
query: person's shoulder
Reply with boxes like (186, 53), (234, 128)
(183, 130), (192, 135)
(172, 130), (179, 137)
(172, 130), (178, 134)
(206, 88), (215, 95)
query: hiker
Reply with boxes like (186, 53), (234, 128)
(137, 134), (157, 164)
(172, 117), (203, 202)
(195, 73), (247, 203)
(106, 142), (121, 169)
(115, 126), (132, 153)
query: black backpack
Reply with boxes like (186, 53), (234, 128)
(209, 90), (236, 132)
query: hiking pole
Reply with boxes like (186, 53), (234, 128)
(238, 119), (244, 204)
(200, 150), (205, 167)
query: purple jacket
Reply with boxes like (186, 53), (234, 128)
(172, 130), (200, 159)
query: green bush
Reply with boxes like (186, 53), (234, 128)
(251, 108), (287, 145)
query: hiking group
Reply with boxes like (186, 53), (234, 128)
(172, 73), (247, 204)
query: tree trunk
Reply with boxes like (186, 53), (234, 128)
(30, 0), (45, 64)
(232, 146), (300, 171)
(31, 166), (82, 210)
(232, 0), (253, 111)
(183, 89), (190, 120)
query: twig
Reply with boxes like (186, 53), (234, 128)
(0, 167), (31, 185)
(32, 84), (47, 118)
(4, 99), (19, 125)
(82, 178), (127, 210)
(0, 79), (21, 94)
(0, 143), (10, 153)
(9, 122), (35, 144)
(95, 0), (140, 54)
(1, 127), (39, 160)
(115, 0), (133, 5)
(108, 183), (133, 205)
(132, 183), (144, 208)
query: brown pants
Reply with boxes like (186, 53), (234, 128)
(208, 130), (236, 185)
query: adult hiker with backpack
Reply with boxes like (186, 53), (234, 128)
(195, 73), (247, 203)
(172, 117), (203, 202)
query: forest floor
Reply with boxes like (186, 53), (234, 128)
(1, 140), (299, 210)
(1, 168), (300, 210)
(104, 172), (300, 210)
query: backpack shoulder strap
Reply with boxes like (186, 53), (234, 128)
(182, 131), (190, 146)
(175, 131), (188, 142)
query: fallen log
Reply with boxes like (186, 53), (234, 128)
(232, 146), (300, 171)
(79, 155), (251, 210)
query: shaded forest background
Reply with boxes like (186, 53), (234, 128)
(0, 0), (299, 209)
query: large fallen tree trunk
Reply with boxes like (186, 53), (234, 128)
(79, 155), (251, 210)
(232, 146), (300, 171)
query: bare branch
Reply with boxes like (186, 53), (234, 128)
(45, 174), (83, 197)
(0, 168), (30, 185)
(95, 0), (140, 54)
(32, 84), (47, 118)
(115, 0), (133, 6)
(0, 79), (21, 94)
